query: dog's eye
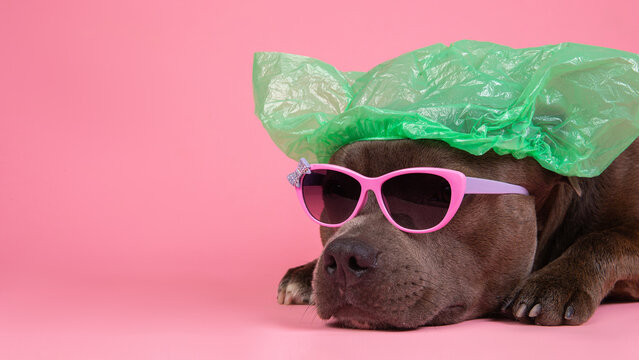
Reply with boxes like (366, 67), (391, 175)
(323, 181), (343, 195)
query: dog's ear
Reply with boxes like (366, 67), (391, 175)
(566, 177), (583, 197)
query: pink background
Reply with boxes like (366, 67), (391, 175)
(1, 0), (638, 358)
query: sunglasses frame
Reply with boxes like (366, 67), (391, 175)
(289, 158), (529, 234)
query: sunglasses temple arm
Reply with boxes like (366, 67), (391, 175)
(465, 177), (529, 196)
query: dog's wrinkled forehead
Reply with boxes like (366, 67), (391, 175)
(330, 140), (472, 177)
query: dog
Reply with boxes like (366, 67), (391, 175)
(276, 139), (639, 329)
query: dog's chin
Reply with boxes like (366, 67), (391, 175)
(323, 303), (470, 330)
(330, 305), (409, 330)
(325, 305), (429, 330)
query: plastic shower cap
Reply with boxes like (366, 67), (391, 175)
(253, 40), (639, 177)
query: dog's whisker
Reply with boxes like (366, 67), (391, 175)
(412, 295), (437, 309)
(301, 303), (312, 321)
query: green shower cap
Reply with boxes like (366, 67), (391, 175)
(253, 40), (639, 177)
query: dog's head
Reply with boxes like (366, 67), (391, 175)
(312, 139), (563, 329)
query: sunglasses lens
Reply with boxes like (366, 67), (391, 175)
(381, 173), (452, 230)
(301, 170), (361, 224)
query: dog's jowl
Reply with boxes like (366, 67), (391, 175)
(278, 139), (639, 329)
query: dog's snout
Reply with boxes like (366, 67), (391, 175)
(322, 238), (378, 286)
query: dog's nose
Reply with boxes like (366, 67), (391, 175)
(322, 238), (378, 286)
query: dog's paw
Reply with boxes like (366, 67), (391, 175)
(277, 260), (316, 305)
(502, 266), (599, 326)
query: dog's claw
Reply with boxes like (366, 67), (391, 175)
(277, 280), (309, 305)
(278, 282), (309, 305)
(504, 263), (599, 326)
(514, 303), (527, 318)
(528, 304), (541, 318)
(564, 305), (575, 320)
(277, 260), (317, 306)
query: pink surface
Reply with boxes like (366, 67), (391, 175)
(1, 0), (638, 358)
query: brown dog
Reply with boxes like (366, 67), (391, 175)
(277, 139), (639, 329)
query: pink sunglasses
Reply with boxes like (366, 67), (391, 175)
(288, 158), (529, 234)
